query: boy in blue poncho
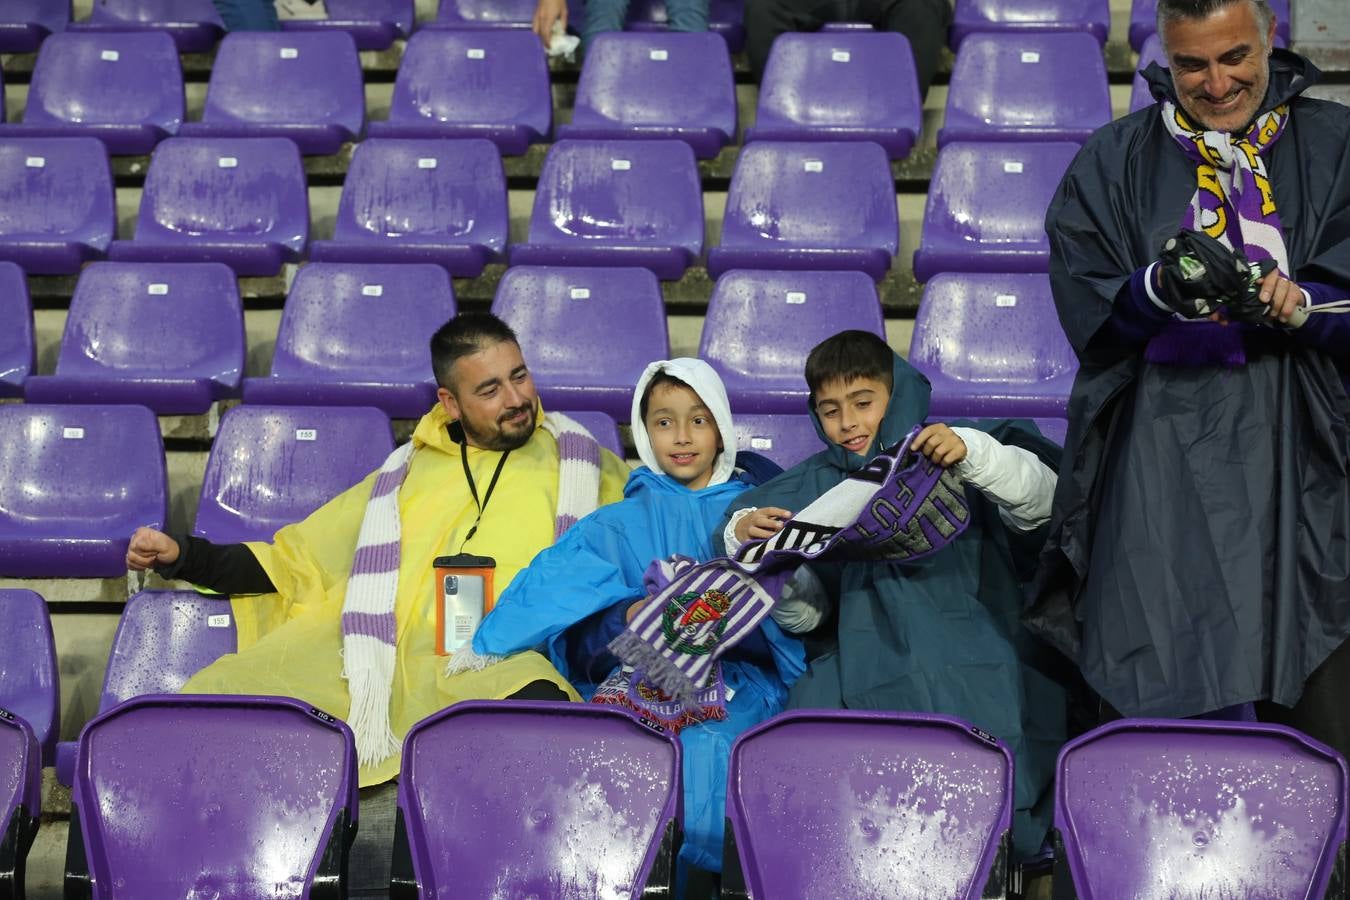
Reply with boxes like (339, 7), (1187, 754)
(718, 330), (1069, 860)
(471, 357), (804, 886)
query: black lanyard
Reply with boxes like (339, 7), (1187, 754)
(459, 442), (510, 550)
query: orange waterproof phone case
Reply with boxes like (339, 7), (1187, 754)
(434, 554), (496, 656)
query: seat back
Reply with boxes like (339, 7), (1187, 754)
(332, 138), (506, 250)
(433, 0), (539, 27)
(71, 695), (356, 900)
(719, 141), (899, 253)
(752, 31), (921, 158)
(700, 269), (884, 412)
(397, 701), (680, 896)
(492, 266), (670, 419)
(0, 262), (34, 397)
(22, 31), (183, 153)
(0, 136), (115, 273)
(733, 414), (821, 469)
(939, 32), (1111, 146)
(526, 138), (704, 250)
(910, 273), (1077, 417)
(194, 404), (394, 543)
(0, 0), (71, 54)
(562, 410), (624, 459)
(133, 137), (308, 251)
(52, 260), (243, 383)
(199, 31), (364, 139)
(383, 29), (551, 149)
(1128, 0), (1287, 50)
(0, 708), (40, 881)
(1130, 33), (1167, 114)
(0, 590), (59, 765)
(99, 590), (238, 711)
(950, 0), (1110, 48)
(726, 710), (1013, 899)
(78, 0), (225, 52)
(1056, 719), (1349, 899)
(279, 0), (412, 50)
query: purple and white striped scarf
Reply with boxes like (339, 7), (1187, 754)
(1148, 101), (1291, 367)
(341, 411), (601, 767)
(609, 426), (971, 704)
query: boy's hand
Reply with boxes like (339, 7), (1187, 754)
(911, 424), (967, 468)
(735, 507), (793, 543)
(626, 599), (647, 623)
(532, 0), (567, 48)
(126, 527), (180, 571)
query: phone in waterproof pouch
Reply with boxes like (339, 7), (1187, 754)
(435, 554), (496, 656)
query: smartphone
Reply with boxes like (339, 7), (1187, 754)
(435, 554), (496, 655)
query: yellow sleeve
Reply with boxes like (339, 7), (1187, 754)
(598, 448), (632, 505)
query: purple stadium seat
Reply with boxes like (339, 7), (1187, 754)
(747, 31), (922, 159)
(1055, 719), (1348, 899)
(54, 589), (238, 786)
(0, 590), (59, 768)
(66, 695), (357, 898)
(109, 136), (308, 276)
(178, 31), (363, 155)
(0, 263), (34, 398)
(70, 0), (224, 53)
(393, 701), (680, 897)
(309, 138), (506, 277)
(0, 0), (70, 53)
(0, 404), (166, 577)
(734, 414), (820, 469)
(1129, 33), (1167, 114)
(510, 139), (704, 280)
(492, 266), (670, 420)
(1129, 0), (1288, 51)
(431, 0), (537, 28)
(700, 269), (885, 413)
(368, 30), (551, 155)
(910, 272), (1078, 418)
(938, 32), (1111, 147)
(627, 0), (746, 53)
(723, 710), (1013, 899)
(25, 262), (243, 414)
(913, 141), (1079, 282)
(0, 136), (114, 275)
(7, 32), (182, 155)
(194, 404), (393, 544)
(707, 142), (898, 281)
(0, 707), (39, 897)
(561, 410), (624, 459)
(243, 263), (456, 418)
(951, 0), (1110, 48)
(559, 32), (736, 159)
(279, 0), (412, 51)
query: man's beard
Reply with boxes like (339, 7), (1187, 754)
(461, 401), (537, 452)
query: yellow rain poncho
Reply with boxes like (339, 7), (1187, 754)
(183, 403), (631, 786)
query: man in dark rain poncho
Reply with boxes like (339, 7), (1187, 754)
(1033, 0), (1350, 758)
(716, 331), (1069, 857)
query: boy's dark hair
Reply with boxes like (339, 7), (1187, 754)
(804, 330), (894, 399)
(429, 313), (520, 391)
(639, 370), (692, 421)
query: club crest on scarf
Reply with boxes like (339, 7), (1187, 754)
(608, 426), (971, 705)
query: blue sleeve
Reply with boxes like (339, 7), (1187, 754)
(1292, 281), (1350, 355)
(1092, 264), (1174, 349)
(562, 602), (630, 683)
(472, 510), (641, 660)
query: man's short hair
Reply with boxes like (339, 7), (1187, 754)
(1156, 0), (1274, 47)
(804, 330), (894, 399)
(429, 312), (520, 391)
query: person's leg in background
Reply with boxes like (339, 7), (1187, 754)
(210, 0), (281, 30)
(744, 0), (829, 81)
(665, 0), (710, 33)
(875, 0), (952, 101)
(582, 0), (631, 50)
(1256, 638), (1350, 763)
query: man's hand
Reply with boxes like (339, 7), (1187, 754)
(1156, 229), (1254, 318)
(735, 507), (793, 544)
(126, 527), (180, 571)
(532, 0), (568, 49)
(1256, 269), (1304, 324)
(911, 423), (967, 467)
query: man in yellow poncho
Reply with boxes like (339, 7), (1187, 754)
(126, 312), (630, 893)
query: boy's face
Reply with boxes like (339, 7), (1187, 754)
(644, 381), (722, 491)
(814, 376), (891, 457)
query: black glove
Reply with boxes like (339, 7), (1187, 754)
(1219, 255), (1280, 325)
(1156, 229), (1258, 319)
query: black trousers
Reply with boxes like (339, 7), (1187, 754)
(744, 0), (953, 99)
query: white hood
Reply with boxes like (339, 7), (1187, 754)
(630, 358), (737, 487)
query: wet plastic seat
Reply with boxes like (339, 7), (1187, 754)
(0, 589), (60, 766)
(0, 0), (71, 53)
(0, 263), (35, 398)
(69, 0), (225, 53)
(0, 136), (115, 274)
(278, 0), (412, 51)
(950, 0), (1110, 49)
(25, 261), (244, 414)
(393, 701), (680, 897)
(0, 708), (39, 898)
(733, 414), (821, 470)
